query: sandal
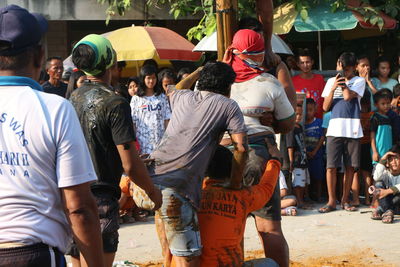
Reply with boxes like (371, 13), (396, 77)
(382, 210), (394, 224)
(371, 209), (383, 220)
(284, 206), (297, 216)
(318, 204), (336, 213)
(342, 203), (358, 212)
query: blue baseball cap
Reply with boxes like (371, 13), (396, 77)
(0, 5), (48, 56)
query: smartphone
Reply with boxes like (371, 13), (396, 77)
(337, 70), (344, 78)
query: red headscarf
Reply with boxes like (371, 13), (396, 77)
(223, 29), (265, 83)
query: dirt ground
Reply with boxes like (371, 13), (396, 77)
(134, 248), (395, 267)
(74, 205), (400, 266)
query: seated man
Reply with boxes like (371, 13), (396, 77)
(371, 146), (400, 224)
(198, 140), (281, 267)
(279, 171), (298, 216)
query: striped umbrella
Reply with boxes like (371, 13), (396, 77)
(104, 26), (202, 62)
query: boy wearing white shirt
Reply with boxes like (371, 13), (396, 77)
(319, 52), (365, 213)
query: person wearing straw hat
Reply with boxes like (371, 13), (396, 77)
(69, 34), (162, 267)
(0, 5), (104, 266)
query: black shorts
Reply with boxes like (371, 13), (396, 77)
(242, 134), (281, 221)
(66, 191), (120, 257)
(326, 137), (360, 169)
(360, 143), (372, 172)
(0, 243), (65, 267)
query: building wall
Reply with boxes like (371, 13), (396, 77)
(46, 21), (68, 58)
(5, 0), (196, 20)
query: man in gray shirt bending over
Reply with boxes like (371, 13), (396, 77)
(149, 61), (248, 267)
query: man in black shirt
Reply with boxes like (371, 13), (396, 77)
(69, 34), (162, 267)
(41, 56), (67, 97)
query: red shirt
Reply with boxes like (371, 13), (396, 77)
(292, 74), (325, 119)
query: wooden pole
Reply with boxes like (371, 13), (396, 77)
(216, 0), (237, 61)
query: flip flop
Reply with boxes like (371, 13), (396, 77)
(342, 203), (358, 212)
(371, 209), (383, 220)
(318, 205), (336, 213)
(382, 210), (394, 224)
(284, 206), (297, 216)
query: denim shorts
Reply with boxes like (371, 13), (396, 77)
(156, 185), (202, 257)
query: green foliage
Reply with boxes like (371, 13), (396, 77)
(98, 0), (400, 39)
(97, 0), (132, 24)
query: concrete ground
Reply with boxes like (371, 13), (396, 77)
(110, 205), (400, 266)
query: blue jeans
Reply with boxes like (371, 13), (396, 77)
(156, 185), (202, 257)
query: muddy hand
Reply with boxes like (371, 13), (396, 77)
(265, 136), (282, 162)
(149, 187), (162, 211)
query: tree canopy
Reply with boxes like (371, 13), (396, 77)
(97, 0), (400, 40)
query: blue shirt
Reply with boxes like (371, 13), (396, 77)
(371, 77), (398, 91)
(370, 112), (392, 164)
(322, 112), (331, 129)
(304, 118), (324, 157)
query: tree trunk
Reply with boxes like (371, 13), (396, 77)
(216, 0), (237, 60)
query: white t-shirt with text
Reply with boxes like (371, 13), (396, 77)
(130, 94), (171, 154)
(0, 81), (96, 252)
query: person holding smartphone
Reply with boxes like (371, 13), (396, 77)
(319, 52), (366, 213)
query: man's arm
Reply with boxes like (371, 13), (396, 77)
(323, 90), (335, 112)
(247, 137), (282, 211)
(256, 0), (280, 67)
(227, 132), (248, 189)
(274, 114), (296, 134)
(174, 67), (202, 91)
(308, 135), (325, 159)
(342, 86), (359, 101)
(61, 182), (105, 267)
(288, 147), (294, 172)
(117, 142), (162, 210)
(276, 62), (297, 109)
(371, 131), (379, 163)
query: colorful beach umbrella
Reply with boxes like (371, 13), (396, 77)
(103, 25), (202, 62)
(273, 0), (397, 69)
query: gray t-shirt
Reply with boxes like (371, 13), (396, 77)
(150, 89), (247, 207)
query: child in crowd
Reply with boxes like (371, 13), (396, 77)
(127, 76), (140, 97)
(356, 55), (378, 112)
(371, 147), (400, 223)
(286, 105), (309, 207)
(158, 68), (176, 93)
(351, 91), (374, 206)
(304, 98), (325, 202)
(320, 52), (365, 213)
(371, 89), (393, 165)
(280, 171), (298, 216)
(372, 56), (398, 92)
(177, 67), (191, 83)
(199, 143), (281, 267)
(389, 84), (400, 144)
(130, 65), (171, 155)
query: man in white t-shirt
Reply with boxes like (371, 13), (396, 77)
(319, 52), (365, 213)
(0, 5), (104, 266)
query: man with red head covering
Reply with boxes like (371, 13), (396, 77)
(223, 29), (295, 267)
